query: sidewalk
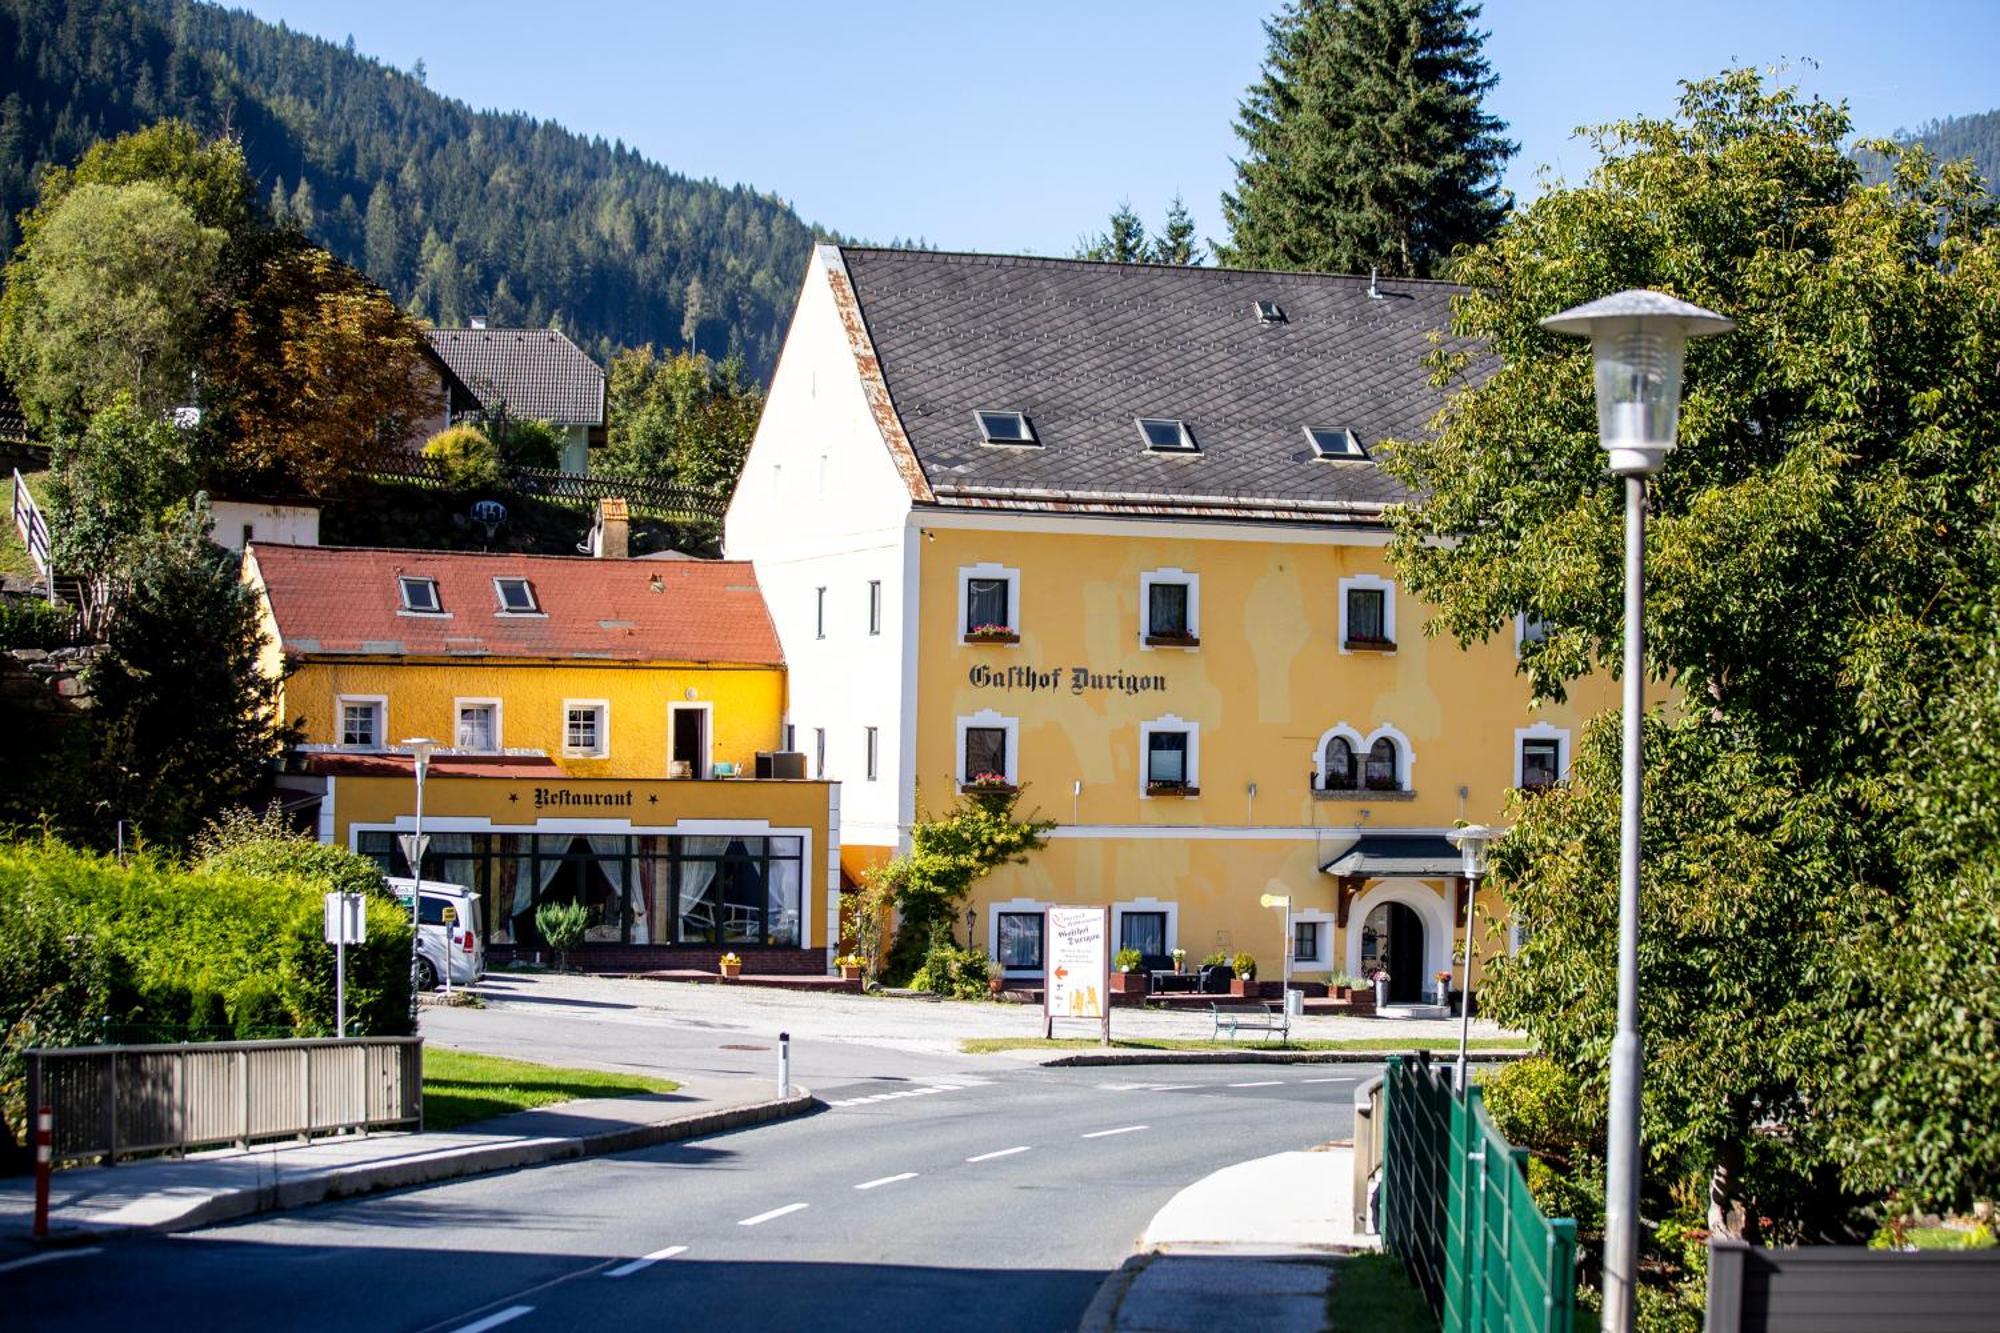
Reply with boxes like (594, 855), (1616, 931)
(0, 1074), (812, 1243)
(1080, 1148), (1376, 1333)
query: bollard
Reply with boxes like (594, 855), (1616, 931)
(33, 1105), (52, 1240)
(778, 1031), (791, 1100)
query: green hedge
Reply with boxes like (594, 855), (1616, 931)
(0, 837), (414, 1165)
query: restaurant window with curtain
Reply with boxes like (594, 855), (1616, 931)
(965, 576), (1011, 634)
(1119, 911), (1167, 959)
(996, 912), (1044, 970)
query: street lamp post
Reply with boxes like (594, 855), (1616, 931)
(398, 737), (437, 1017)
(1541, 291), (1733, 1333)
(1258, 890), (1293, 1012)
(1444, 824), (1505, 1093)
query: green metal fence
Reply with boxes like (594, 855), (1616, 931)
(1382, 1053), (1579, 1333)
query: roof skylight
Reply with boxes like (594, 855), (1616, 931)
(494, 577), (539, 614)
(398, 575), (442, 614)
(1255, 300), (1286, 323)
(1305, 426), (1367, 459)
(974, 410), (1038, 446)
(1139, 418), (1199, 454)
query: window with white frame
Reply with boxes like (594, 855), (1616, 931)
(815, 586), (827, 640)
(867, 580), (882, 635)
(1293, 918), (1328, 967)
(1515, 725), (1570, 791)
(455, 700), (500, 752)
(959, 563), (1019, 641)
(814, 727), (827, 778)
(338, 697), (384, 749)
(1112, 899), (1179, 962)
(493, 577), (539, 614)
(398, 575), (441, 614)
(865, 725), (879, 781)
(974, 410), (1038, 446)
(996, 911), (1045, 969)
(1305, 425), (1367, 459)
(1137, 417), (1198, 453)
(956, 710), (1019, 789)
(1140, 568), (1199, 645)
(1321, 734), (1358, 790)
(564, 702), (608, 757)
(1364, 735), (1403, 791)
(1340, 575), (1396, 649)
(1518, 613), (1550, 654)
(1139, 715), (1199, 795)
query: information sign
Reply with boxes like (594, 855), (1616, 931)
(1043, 905), (1111, 1044)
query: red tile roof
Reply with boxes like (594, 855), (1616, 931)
(250, 544), (783, 666)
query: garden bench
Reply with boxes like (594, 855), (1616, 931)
(1209, 1000), (1291, 1044)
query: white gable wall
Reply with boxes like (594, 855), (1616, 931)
(725, 247), (917, 854)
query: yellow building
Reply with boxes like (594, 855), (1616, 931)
(726, 247), (1613, 1003)
(245, 516), (840, 973)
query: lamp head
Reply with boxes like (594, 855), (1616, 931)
(400, 736), (437, 773)
(1446, 823), (1507, 878)
(1259, 892), (1291, 910)
(1540, 290), (1734, 477)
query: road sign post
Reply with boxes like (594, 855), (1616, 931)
(1042, 906), (1112, 1046)
(440, 904), (457, 999)
(324, 892), (367, 1037)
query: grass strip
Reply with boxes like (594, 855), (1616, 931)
(1327, 1252), (1437, 1331)
(422, 1047), (679, 1131)
(959, 1036), (1530, 1054)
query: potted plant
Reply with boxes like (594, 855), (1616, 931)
(1372, 968), (1390, 1006)
(1111, 947), (1148, 994)
(1231, 952), (1258, 996)
(534, 900), (588, 974)
(961, 771), (1017, 795)
(835, 953), (864, 982)
(1433, 969), (1453, 1005)
(964, 622), (1019, 644)
(1171, 947), (1187, 974)
(1328, 971), (1356, 1001)
(988, 970), (1006, 997)
(718, 951), (743, 980)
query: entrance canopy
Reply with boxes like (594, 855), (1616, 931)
(1321, 834), (1462, 878)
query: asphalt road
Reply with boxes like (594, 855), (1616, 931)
(3, 1061), (1378, 1333)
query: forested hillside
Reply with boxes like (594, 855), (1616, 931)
(1899, 108), (2000, 187)
(0, 0), (835, 376)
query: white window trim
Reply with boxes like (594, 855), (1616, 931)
(974, 409), (1039, 447)
(1304, 425), (1366, 459)
(864, 725), (879, 782)
(1337, 573), (1397, 653)
(1515, 612), (1550, 657)
(1345, 878), (1455, 983)
(1513, 722), (1571, 789)
(988, 897), (1055, 975)
(491, 577), (544, 617)
(562, 698), (610, 759)
(1138, 566), (1200, 647)
(1290, 910), (1335, 968)
(453, 697), (503, 753)
(1362, 722), (1416, 791)
(955, 708), (1020, 787)
(396, 575), (445, 616)
(867, 580), (882, 636)
(335, 694), (388, 751)
(957, 562), (1021, 641)
(670, 701), (714, 779)
(1311, 723), (1368, 788)
(1112, 897), (1180, 958)
(813, 726), (827, 779)
(1136, 417), (1198, 453)
(1137, 714), (1200, 796)
(814, 586), (827, 640)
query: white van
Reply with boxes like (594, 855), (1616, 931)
(389, 878), (486, 989)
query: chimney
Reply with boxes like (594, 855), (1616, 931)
(468, 314), (489, 330)
(595, 497), (630, 559)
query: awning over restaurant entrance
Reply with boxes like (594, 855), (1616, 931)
(1320, 834), (1463, 878)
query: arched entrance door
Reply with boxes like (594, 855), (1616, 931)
(1360, 900), (1427, 1004)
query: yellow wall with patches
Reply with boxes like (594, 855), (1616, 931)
(279, 658), (786, 779)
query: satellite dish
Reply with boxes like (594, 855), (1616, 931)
(470, 499), (508, 547)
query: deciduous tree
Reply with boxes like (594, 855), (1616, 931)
(602, 346), (763, 500)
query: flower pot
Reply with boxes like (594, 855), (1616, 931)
(1109, 972), (1149, 995)
(719, 962), (741, 980)
(1231, 977), (1259, 997)
(988, 973), (1005, 996)
(1334, 985), (1352, 1001)
(840, 964), (862, 982)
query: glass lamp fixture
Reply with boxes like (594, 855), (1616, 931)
(1447, 823), (1504, 878)
(1540, 291), (1735, 477)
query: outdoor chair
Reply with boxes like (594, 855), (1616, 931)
(1198, 964), (1236, 994)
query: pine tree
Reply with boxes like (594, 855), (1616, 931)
(1152, 194), (1202, 265)
(1076, 201), (1150, 263)
(1217, 0), (1514, 278)
(362, 181), (401, 283)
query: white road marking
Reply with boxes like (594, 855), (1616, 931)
(1081, 1124), (1150, 1139)
(1302, 1077), (1356, 1084)
(825, 1083), (972, 1108)
(737, 1202), (809, 1227)
(854, 1172), (918, 1191)
(966, 1146), (1032, 1162)
(604, 1245), (687, 1278)
(1148, 1084), (1198, 1092)
(450, 1307), (534, 1333)
(1229, 1080), (1283, 1088)
(0, 1246), (102, 1274)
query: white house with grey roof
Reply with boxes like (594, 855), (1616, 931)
(424, 326), (608, 474)
(726, 245), (1598, 999)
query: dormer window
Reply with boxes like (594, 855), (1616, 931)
(1255, 300), (1286, 323)
(1306, 426), (1366, 459)
(975, 410), (1037, 446)
(493, 577), (539, 614)
(398, 576), (441, 614)
(1138, 418), (1198, 453)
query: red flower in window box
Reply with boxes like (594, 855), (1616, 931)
(964, 624), (1019, 644)
(962, 772), (1018, 795)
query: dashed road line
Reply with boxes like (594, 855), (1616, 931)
(604, 1246), (687, 1278)
(854, 1173), (918, 1191)
(450, 1307), (534, 1333)
(1228, 1080), (1283, 1088)
(737, 1202), (810, 1227)
(0, 1246), (102, 1274)
(824, 1083), (967, 1108)
(1081, 1124), (1149, 1139)
(966, 1146), (1032, 1162)
(1302, 1077), (1357, 1085)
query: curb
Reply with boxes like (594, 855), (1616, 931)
(1076, 1252), (1154, 1333)
(34, 1089), (818, 1241)
(1036, 1049), (1531, 1068)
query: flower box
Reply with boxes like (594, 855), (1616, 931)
(963, 625), (1020, 645)
(1145, 781), (1200, 797)
(1109, 972), (1149, 995)
(961, 774), (1019, 796)
(1343, 636), (1396, 652)
(1143, 632), (1201, 648)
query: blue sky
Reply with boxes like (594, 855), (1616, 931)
(239, 0), (1998, 256)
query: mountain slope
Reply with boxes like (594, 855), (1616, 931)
(1897, 108), (2000, 189)
(0, 0), (833, 377)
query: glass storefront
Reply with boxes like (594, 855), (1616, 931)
(358, 831), (805, 949)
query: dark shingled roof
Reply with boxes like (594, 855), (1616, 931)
(425, 328), (606, 425)
(834, 247), (1482, 523)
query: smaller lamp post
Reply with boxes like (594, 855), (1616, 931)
(399, 737), (437, 1012)
(1259, 890), (1293, 1012)
(1445, 824), (1505, 1093)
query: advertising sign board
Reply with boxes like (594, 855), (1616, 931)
(1043, 906), (1111, 1044)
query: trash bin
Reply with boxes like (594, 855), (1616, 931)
(1284, 988), (1304, 1018)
